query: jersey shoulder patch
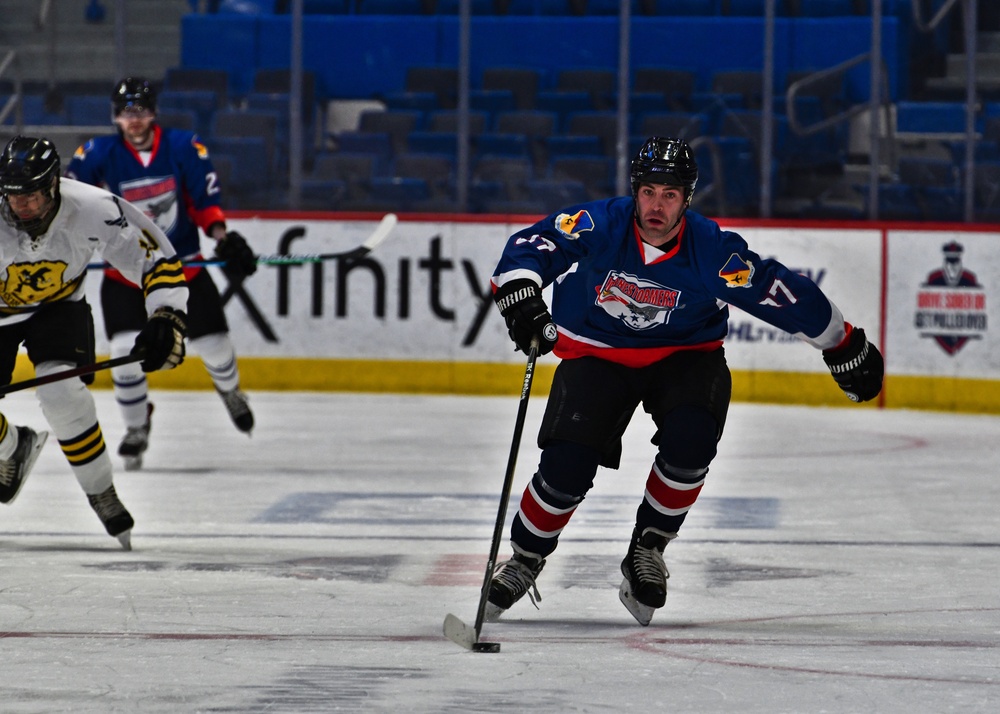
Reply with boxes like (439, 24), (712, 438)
(719, 253), (754, 288)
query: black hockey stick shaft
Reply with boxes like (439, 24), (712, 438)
(0, 353), (145, 396)
(471, 339), (541, 639)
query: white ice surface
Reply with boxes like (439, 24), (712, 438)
(0, 389), (997, 713)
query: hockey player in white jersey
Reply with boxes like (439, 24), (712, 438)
(0, 136), (189, 549)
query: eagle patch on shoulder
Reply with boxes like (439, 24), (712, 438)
(554, 209), (594, 239)
(719, 253), (754, 288)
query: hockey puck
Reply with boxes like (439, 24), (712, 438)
(472, 641), (501, 653)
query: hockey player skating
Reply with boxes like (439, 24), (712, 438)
(0, 136), (188, 548)
(65, 77), (256, 470)
(487, 136), (884, 626)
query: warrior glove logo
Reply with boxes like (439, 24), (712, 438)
(596, 271), (680, 330)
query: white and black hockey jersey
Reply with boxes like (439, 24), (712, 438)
(0, 178), (188, 325)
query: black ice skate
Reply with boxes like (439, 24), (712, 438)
(118, 403), (153, 471)
(87, 485), (134, 551)
(0, 426), (49, 504)
(483, 550), (545, 622)
(217, 387), (254, 434)
(619, 526), (676, 626)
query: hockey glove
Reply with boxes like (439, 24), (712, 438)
(214, 231), (257, 281)
(494, 279), (558, 355)
(132, 308), (188, 373)
(822, 325), (884, 403)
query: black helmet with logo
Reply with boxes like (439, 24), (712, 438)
(111, 77), (157, 116)
(0, 135), (61, 233)
(630, 136), (699, 207)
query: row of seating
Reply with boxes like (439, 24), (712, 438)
(217, 0), (904, 18)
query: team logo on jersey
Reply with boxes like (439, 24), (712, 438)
(2, 261), (70, 306)
(596, 271), (680, 330)
(193, 138), (210, 159)
(555, 210), (594, 239)
(719, 253), (754, 288)
(119, 175), (179, 235)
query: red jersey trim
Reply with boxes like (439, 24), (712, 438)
(554, 332), (723, 367)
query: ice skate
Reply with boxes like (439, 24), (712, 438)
(217, 387), (254, 434)
(483, 550), (545, 622)
(619, 526), (675, 626)
(0, 426), (49, 504)
(118, 403), (153, 471)
(87, 485), (134, 551)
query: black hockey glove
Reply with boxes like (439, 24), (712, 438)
(494, 279), (558, 355)
(822, 326), (884, 403)
(214, 231), (257, 281)
(132, 308), (188, 373)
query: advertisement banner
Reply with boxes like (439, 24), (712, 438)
(887, 229), (999, 379)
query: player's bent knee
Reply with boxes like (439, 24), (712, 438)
(657, 405), (720, 470)
(538, 439), (601, 498)
(35, 362), (99, 431)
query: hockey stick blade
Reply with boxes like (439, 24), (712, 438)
(443, 613), (500, 653)
(87, 213), (399, 269)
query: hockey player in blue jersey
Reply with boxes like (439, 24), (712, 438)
(65, 77), (257, 470)
(487, 136), (884, 626)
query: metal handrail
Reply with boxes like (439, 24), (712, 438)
(0, 50), (23, 129)
(785, 53), (879, 137)
(911, 0), (962, 33)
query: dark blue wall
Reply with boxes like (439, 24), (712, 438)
(181, 14), (903, 102)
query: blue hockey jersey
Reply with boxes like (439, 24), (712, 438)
(492, 197), (846, 367)
(65, 125), (226, 262)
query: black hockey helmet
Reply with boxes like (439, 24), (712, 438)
(112, 77), (157, 116)
(0, 135), (61, 233)
(630, 136), (698, 207)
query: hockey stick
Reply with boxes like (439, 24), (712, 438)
(0, 353), (145, 397)
(86, 213), (399, 269)
(444, 337), (543, 653)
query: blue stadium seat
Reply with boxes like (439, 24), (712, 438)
(534, 91), (594, 131)
(436, 0), (497, 14)
(65, 95), (109, 126)
(356, 0), (429, 14)
(382, 91), (439, 112)
(525, 178), (590, 206)
(544, 134), (604, 159)
(645, 0), (718, 16)
(209, 136), (271, 193)
(301, 0), (351, 12)
(637, 111), (708, 141)
(332, 131), (394, 173)
(896, 101), (969, 135)
(158, 90), (218, 137)
(474, 132), (531, 161)
(875, 183), (922, 220)
(367, 176), (432, 210)
(798, 0), (860, 17)
(406, 130), (466, 158)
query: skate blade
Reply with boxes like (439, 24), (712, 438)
(116, 529), (133, 551)
(4, 430), (49, 505)
(122, 455), (143, 471)
(619, 578), (656, 626)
